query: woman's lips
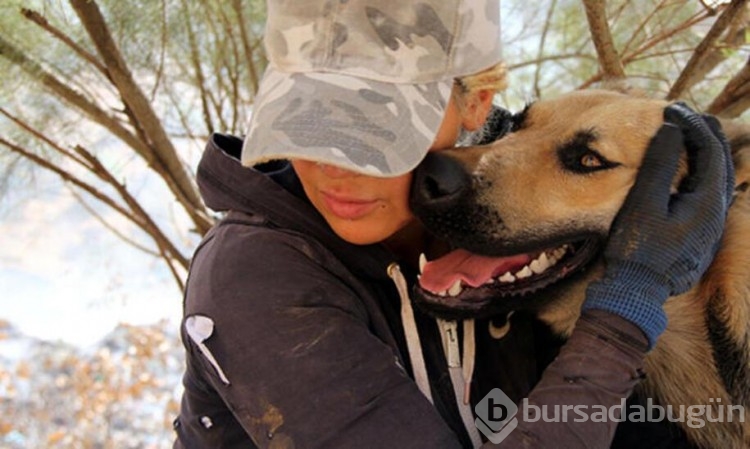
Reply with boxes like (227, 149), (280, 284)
(321, 191), (379, 220)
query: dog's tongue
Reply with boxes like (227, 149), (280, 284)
(419, 248), (532, 293)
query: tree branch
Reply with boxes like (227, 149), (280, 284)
(180, 0), (214, 136)
(68, 187), (162, 258)
(74, 144), (190, 269)
(69, 0), (211, 235)
(582, 0), (626, 79)
(0, 34), (148, 158)
(232, 0), (260, 95)
(1, 107), (191, 271)
(707, 56), (750, 117)
(668, 0), (749, 99)
(578, 10), (715, 89)
(533, 0), (558, 98)
(0, 137), (139, 224)
(20, 7), (109, 78)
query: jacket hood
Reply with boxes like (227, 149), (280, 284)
(198, 134), (309, 225)
(197, 133), (397, 280)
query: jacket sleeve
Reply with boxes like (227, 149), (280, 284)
(487, 310), (649, 449)
(182, 226), (463, 449)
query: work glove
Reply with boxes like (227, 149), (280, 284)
(582, 103), (735, 349)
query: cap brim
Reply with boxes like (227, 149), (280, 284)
(242, 67), (452, 177)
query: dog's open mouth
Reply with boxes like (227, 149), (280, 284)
(414, 237), (602, 316)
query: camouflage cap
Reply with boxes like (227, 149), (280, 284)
(242, 0), (503, 177)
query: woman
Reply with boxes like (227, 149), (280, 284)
(173, 1), (733, 448)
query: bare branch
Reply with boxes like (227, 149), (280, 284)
(0, 34), (148, 157)
(73, 145), (190, 269)
(620, 0), (669, 57)
(677, 16), (749, 94)
(232, 0), (260, 95)
(1, 106), (191, 271)
(180, 0), (214, 135)
(533, 0), (558, 98)
(69, 0), (211, 235)
(20, 7), (108, 77)
(668, 0), (749, 99)
(214, 3), (243, 132)
(0, 137), (138, 223)
(707, 56), (750, 117)
(508, 52), (598, 70)
(0, 107), (90, 168)
(149, 0), (168, 102)
(578, 10), (715, 89)
(582, 0), (626, 79)
(201, 6), (232, 133)
(68, 187), (161, 258)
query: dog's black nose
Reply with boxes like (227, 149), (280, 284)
(410, 152), (471, 208)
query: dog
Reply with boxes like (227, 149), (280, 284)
(409, 89), (750, 448)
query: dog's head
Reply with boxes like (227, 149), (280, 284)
(410, 89), (677, 327)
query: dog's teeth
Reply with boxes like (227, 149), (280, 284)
(530, 253), (550, 274)
(485, 278), (495, 285)
(516, 265), (533, 279)
(498, 272), (515, 283)
(419, 253), (427, 273)
(448, 280), (463, 297)
(438, 290), (448, 297)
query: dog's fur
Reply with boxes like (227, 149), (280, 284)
(411, 89), (750, 448)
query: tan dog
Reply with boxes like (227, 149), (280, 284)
(410, 89), (750, 448)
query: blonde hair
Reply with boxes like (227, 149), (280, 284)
(451, 62), (507, 120)
(455, 62), (508, 95)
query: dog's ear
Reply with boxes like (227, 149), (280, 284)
(464, 105), (514, 146)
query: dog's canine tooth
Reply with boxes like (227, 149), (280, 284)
(498, 272), (515, 283)
(516, 265), (533, 279)
(448, 280), (463, 296)
(438, 290), (447, 297)
(419, 253), (427, 273)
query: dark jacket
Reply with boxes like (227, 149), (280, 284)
(173, 134), (651, 449)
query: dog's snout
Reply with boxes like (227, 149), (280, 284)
(411, 152), (471, 206)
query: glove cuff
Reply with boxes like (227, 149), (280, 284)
(582, 264), (670, 349)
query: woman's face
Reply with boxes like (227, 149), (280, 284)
(292, 89), (489, 245)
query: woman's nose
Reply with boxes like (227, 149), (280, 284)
(318, 162), (358, 179)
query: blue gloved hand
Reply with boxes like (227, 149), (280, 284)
(582, 103), (735, 348)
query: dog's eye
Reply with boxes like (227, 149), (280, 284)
(558, 129), (620, 174)
(580, 153), (603, 168)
